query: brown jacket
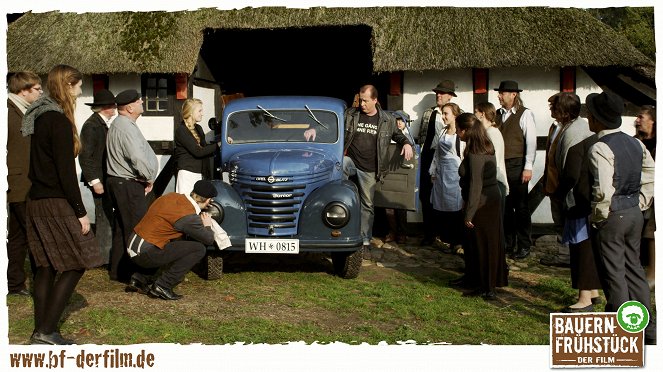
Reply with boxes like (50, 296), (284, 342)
(7, 99), (31, 203)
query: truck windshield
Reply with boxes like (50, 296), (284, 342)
(226, 109), (338, 144)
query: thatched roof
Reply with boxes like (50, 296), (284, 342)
(7, 7), (654, 75)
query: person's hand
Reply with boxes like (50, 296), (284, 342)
(304, 128), (316, 142)
(144, 182), (153, 195)
(401, 143), (413, 161)
(465, 221), (474, 228)
(521, 169), (532, 184)
(227, 137), (233, 144)
(92, 182), (104, 195)
(200, 212), (213, 227)
(79, 215), (91, 235)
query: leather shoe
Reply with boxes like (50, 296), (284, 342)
(126, 273), (151, 294)
(512, 248), (531, 260)
(149, 284), (182, 300)
(482, 291), (497, 300)
(9, 288), (31, 297)
(30, 330), (74, 345)
(539, 255), (570, 268)
(591, 297), (601, 305)
(560, 304), (594, 313)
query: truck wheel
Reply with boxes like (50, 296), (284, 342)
(205, 253), (224, 280)
(331, 250), (362, 279)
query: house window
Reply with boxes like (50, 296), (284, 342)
(141, 74), (175, 116)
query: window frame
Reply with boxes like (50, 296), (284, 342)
(141, 74), (175, 116)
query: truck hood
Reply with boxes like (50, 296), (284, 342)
(229, 149), (336, 176)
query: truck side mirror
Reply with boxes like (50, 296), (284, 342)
(208, 117), (220, 131)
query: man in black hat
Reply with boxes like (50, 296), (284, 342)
(79, 89), (116, 266)
(586, 91), (656, 344)
(494, 80), (537, 259)
(416, 80), (456, 246)
(105, 89), (159, 282)
(126, 180), (217, 300)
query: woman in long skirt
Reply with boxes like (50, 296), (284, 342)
(457, 113), (508, 299)
(22, 65), (103, 344)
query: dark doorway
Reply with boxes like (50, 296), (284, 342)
(199, 26), (390, 107)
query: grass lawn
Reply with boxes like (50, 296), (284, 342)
(6, 246), (624, 346)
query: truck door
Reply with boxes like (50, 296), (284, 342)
(373, 143), (421, 211)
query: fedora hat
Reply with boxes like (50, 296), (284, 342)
(85, 89), (115, 106)
(432, 80), (457, 97)
(586, 91), (624, 129)
(494, 80), (523, 92)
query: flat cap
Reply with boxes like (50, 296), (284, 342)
(115, 89), (141, 106)
(193, 180), (218, 199)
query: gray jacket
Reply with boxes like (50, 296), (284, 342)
(343, 106), (412, 181)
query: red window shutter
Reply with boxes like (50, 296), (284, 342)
(91, 74), (107, 93)
(176, 73), (188, 99)
(389, 72), (402, 96)
(473, 68), (488, 94)
(560, 67), (576, 92)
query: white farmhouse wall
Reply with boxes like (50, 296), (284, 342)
(192, 85), (217, 142)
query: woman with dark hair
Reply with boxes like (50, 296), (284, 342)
(634, 105), (656, 289)
(21, 65), (103, 344)
(457, 113), (507, 299)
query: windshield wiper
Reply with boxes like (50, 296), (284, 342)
(305, 105), (329, 130)
(256, 105), (287, 122)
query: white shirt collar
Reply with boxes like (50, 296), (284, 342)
(597, 128), (621, 139)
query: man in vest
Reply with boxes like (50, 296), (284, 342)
(495, 80), (537, 260)
(586, 91), (656, 345)
(415, 80), (456, 246)
(126, 180), (217, 300)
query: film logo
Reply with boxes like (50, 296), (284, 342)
(550, 301), (648, 368)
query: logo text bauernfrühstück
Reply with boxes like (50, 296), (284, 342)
(550, 312), (644, 368)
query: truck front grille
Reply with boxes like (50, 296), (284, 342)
(231, 170), (332, 235)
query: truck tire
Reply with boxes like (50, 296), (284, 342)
(331, 250), (362, 279)
(205, 253), (224, 280)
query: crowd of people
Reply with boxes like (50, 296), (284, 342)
(351, 81), (656, 344)
(6, 67), (656, 346)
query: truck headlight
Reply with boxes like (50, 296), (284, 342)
(323, 202), (349, 228)
(204, 201), (224, 223)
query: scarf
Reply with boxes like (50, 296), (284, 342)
(21, 96), (63, 137)
(8, 93), (30, 114)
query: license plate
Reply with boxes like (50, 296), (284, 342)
(245, 238), (299, 254)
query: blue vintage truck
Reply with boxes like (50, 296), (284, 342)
(203, 96), (364, 279)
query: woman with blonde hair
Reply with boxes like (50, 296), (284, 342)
(21, 64), (103, 344)
(174, 98), (220, 194)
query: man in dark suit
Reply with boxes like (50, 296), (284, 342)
(7, 71), (42, 296)
(79, 89), (116, 266)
